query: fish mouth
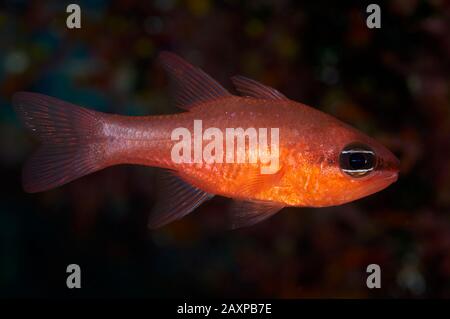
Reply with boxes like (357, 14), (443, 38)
(356, 171), (398, 200)
(362, 165), (399, 192)
(382, 171), (398, 183)
(376, 150), (400, 182)
(385, 160), (400, 183)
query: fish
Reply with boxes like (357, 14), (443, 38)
(13, 52), (399, 229)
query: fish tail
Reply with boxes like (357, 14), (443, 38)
(13, 92), (109, 193)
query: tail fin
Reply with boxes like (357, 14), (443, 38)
(13, 92), (107, 193)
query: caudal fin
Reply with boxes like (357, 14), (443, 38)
(13, 92), (107, 193)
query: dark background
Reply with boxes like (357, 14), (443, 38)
(0, 0), (449, 298)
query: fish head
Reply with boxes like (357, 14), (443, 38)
(305, 123), (400, 206)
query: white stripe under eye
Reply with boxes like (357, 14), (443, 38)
(341, 150), (375, 155)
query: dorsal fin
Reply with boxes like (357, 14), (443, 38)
(158, 52), (232, 110)
(231, 75), (287, 100)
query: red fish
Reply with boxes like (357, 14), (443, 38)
(13, 52), (399, 229)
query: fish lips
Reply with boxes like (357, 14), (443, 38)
(365, 154), (400, 193)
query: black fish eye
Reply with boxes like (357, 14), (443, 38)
(339, 143), (376, 178)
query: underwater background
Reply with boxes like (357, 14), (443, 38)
(0, 0), (449, 298)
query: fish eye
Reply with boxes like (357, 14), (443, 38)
(339, 143), (376, 178)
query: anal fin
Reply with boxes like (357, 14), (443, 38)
(148, 170), (214, 229)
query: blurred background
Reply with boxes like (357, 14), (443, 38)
(0, 0), (449, 298)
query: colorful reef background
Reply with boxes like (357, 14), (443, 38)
(0, 0), (449, 298)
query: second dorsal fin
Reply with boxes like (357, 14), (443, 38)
(231, 75), (287, 100)
(158, 51), (232, 110)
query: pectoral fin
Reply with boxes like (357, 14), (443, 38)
(238, 165), (285, 197)
(148, 170), (214, 229)
(229, 199), (285, 229)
